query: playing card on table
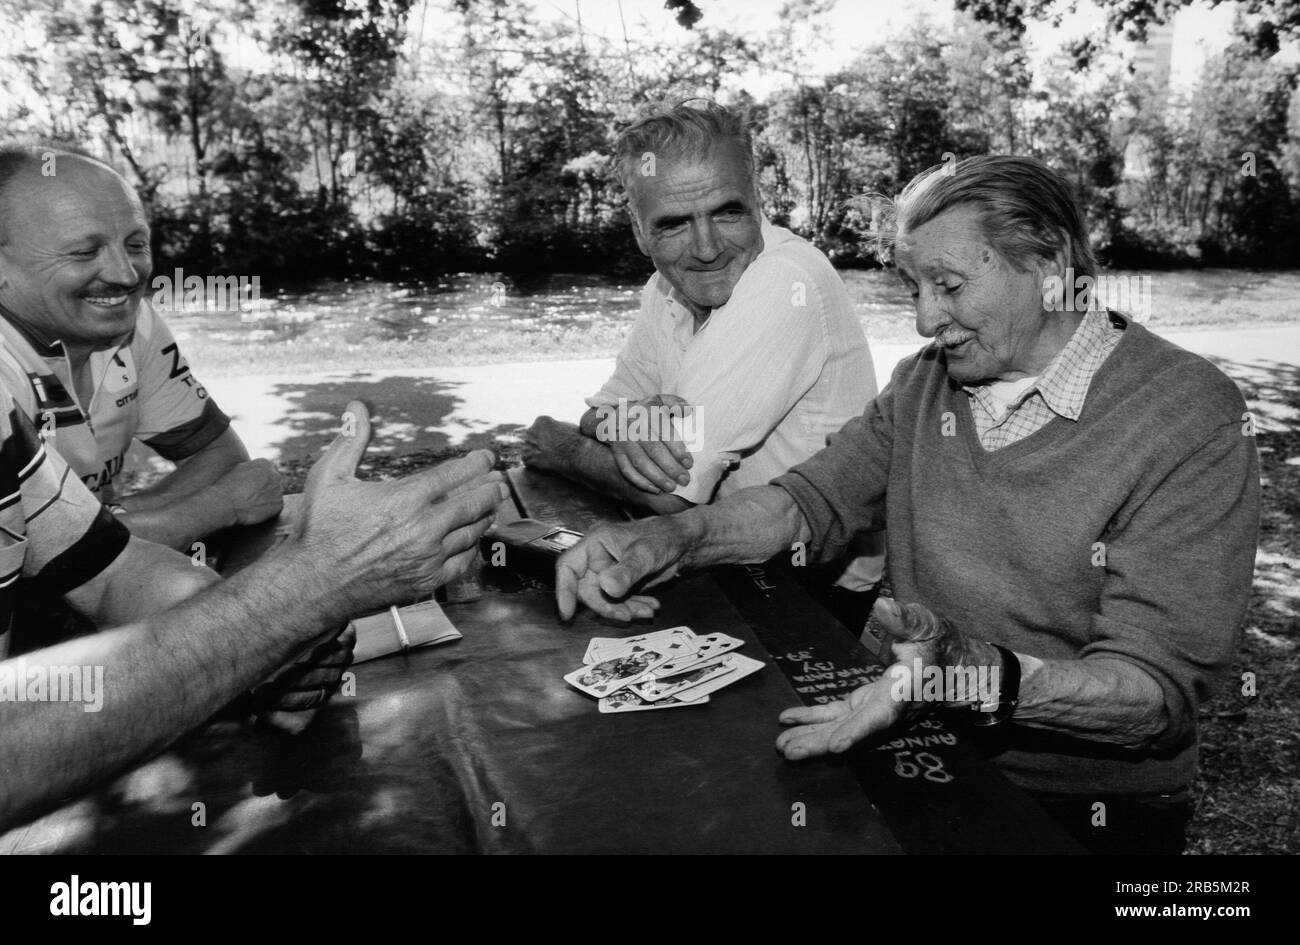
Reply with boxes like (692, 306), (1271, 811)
(564, 643), (677, 699)
(583, 626), (697, 665)
(632, 658), (737, 702)
(653, 653), (766, 702)
(649, 632), (744, 678)
(583, 636), (622, 664)
(598, 688), (710, 713)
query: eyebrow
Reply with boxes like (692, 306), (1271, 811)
(650, 199), (750, 231)
(56, 226), (151, 250)
(894, 258), (966, 283)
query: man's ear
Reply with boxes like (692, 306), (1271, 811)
(1048, 231), (1072, 279)
(629, 210), (650, 257)
(1034, 238), (1074, 313)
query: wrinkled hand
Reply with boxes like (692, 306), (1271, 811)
(521, 414), (574, 473)
(555, 517), (693, 621)
(213, 458), (284, 526)
(292, 401), (510, 614)
(776, 597), (969, 759)
(252, 624), (357, 735)
(595, 394), (694, 495)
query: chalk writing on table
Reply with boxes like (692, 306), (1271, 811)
(742, 564), (777, 593)
(891, 750), (954, 783)
(770, 647), (961, 786)
(729, 562), (961, 788)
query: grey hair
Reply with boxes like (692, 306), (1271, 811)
(613, 99), (756, 203)
(886, 154), (1099, 280)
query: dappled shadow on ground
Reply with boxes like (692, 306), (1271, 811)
(1207, 357), (1300, 434)
(263, 374), (525, 465)
(1189, 356), (1299, 854)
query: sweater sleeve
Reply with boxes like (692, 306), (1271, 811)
(771, 360), (901, 563)
(1084, 415), (1260, 752)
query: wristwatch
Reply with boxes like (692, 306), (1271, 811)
(969, 643), (1020, 727)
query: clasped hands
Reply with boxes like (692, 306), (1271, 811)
(525, 393), (695, 495)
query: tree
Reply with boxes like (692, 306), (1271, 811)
(271, 0), (417, 209)
(944, 18), (1035, 155)
(1117, 37), (1300, 265)
(955, 0), (1300, 53)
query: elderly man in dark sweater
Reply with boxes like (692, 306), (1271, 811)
(553, 155), (1260, 854)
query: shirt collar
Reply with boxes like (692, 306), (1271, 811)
(0, 303), (65, 357)
(0, 302), (139, 364)
(962, 307), (1120, 422)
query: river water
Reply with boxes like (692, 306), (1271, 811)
(164, 269), (923, 349)
(161, 267), (1300, 369)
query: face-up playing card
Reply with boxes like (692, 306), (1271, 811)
(649, 632), (744, 678)
(632, 658), (737, 702)
(597, 688), (710, 713)
(583, 636), (624, 664)
(564, 644), (676, 698)
(584, 626), (697, 665)
(655, 653), (766, 702)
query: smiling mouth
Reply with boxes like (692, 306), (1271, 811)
(82, 292), (134, 307)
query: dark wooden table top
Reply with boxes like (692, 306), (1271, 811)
(0, 466), (1078, 854)
(505, 467), (1082, 855)
(0, 475), (900, 854)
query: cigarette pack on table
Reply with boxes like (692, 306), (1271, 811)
(348, 599), (462, 664)
(481, 518), (584, 582)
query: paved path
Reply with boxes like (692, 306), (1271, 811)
(175, 324), (1300, 465)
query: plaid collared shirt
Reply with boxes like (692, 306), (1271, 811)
(965, 308), (1124, 451)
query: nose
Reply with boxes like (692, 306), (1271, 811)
(99, 244), (139, 288)
(690, 218), (723, 261)
(913, 285), (949, 339)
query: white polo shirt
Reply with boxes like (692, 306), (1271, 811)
(0, 301), (230, 501)
(588, 217), (884, 586)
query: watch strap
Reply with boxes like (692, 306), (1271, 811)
(970, 643), (1020, 727)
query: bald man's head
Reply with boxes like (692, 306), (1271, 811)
(0, 147), (123, 241)
(0, 147), (152, 350)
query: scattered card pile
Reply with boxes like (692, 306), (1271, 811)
(564, 626), (764, 713)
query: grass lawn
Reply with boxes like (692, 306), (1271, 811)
(1184, 367), (1299, 854)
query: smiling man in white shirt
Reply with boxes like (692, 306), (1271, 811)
(523, 101), (884, 614)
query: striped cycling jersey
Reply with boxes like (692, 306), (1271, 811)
(0, 301), (230, 501)
(1, 385), (130, 657)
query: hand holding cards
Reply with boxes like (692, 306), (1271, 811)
(563, 626), (765, 713)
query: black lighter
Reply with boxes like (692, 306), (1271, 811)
(481, 518), (584, 581)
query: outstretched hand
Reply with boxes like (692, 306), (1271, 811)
(555, 517), (695, 621)
(293, 400), (510, 614)
(776, 597), (967, 759)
